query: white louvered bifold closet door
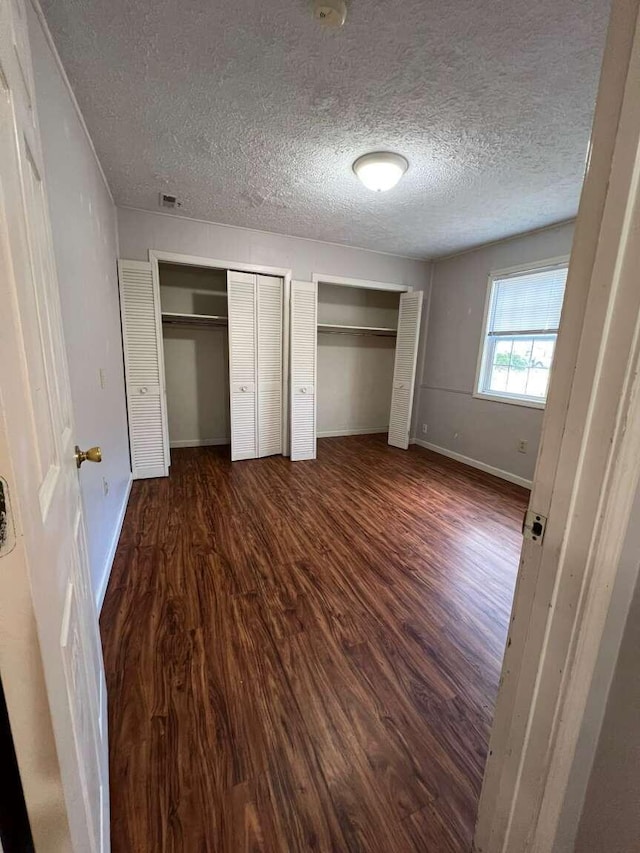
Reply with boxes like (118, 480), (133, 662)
(256, 275), (283, 457)
(228, 271), (258, 461)
(388, 291), (423, 450)
(290, 280), (317, 461)
(118, 259), (169, 478)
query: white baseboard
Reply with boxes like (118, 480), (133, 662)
(96, 475), (132, 613)
(411, 438), (533, 489)
(170, 437), (230, 448)
(317, 427), (388, 438)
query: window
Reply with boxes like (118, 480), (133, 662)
(475, 261), (568, 407)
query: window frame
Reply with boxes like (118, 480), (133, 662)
(473, 256), (570, 409)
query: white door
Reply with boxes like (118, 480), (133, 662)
(388, 291), (423, 450)
(256, 274), (283, 457)
(0, 0), (108, 850)
(118, 259), (169, 479)
(228, 270), (258, 460)
(290, 280), (317, 461)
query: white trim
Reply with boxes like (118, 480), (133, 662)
(318, 427), (388, 438)
(96, 475), (132, 613)
(133, 464), (167, 480)
(282, 274), (291, 456)
(149, 248), (291, 280)
(169, 438), (229, 448)
(148, 259), (171, 470)
(312, 272), (411, 293)
(121, 205), (429, 261)
(473, 257), (569, 409)
(29, 0), (115, 205)
(488, 254), (571, 281)
(472, 391), (546, 410)
(411, 438), (533, 489)
(476, 5), (640, 849)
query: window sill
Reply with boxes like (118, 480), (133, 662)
(473, 391), (546, 410)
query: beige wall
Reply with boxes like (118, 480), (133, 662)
(159, 264), (230, 447)
(415, 222), (575, 484)
(317, 284), (399, 437)
(118, 208), (430, 443)
(117, 207), (431, 287)
(163, 327), (230, 447)
(317, 336), (395, 436)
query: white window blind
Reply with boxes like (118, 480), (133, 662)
(489, 267), (567, 335)
(477, 262), (568, 406)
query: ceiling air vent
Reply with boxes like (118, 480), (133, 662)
(159, 192), (180, 209)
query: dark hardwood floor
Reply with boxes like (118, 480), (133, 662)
(101, 435), (528, 853)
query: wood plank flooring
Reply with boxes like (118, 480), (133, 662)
(101, 435), (529, 853)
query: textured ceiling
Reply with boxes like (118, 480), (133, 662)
(40, 0), (610, 258)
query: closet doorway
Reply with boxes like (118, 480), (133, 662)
(118, 253), (291, 476)
(160, 263), (230, 453)
(316, 282), (400, 440)
(290, 276), (423, 460)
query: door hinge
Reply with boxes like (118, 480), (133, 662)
(522, 509), (547, 544)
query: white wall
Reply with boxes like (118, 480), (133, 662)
(117, 208), (430, 289)
(415, 222), (575, 484)
(29, 6), (131, 607)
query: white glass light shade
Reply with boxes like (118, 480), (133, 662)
(352, 152), (409, 192)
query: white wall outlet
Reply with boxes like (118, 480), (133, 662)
(518, 439), (528, 454)
(102, 477), (109, 496)
(421, 423), (428, 434)
(99, 367), (106, 389)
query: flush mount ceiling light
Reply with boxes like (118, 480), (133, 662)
(352, 152), (409, 192)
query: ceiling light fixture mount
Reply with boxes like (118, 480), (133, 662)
(352, 152), (409, 192)
(313, 0), (347, 28)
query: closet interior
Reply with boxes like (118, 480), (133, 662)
(289, 278), (423, 461)
(160, 262), (230, 453)
(118, 259), (284, 478)
(316, 283), (400, 438)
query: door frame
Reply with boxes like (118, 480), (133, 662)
(148, 249), (293, 456)
(311, 272), (411, 293)
(475, 1), (640, 849)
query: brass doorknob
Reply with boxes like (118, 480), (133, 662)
(75, 445), (102, 468)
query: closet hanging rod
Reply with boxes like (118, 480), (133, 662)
(317, 323), (397, 338)
(161, 311), (228, 328)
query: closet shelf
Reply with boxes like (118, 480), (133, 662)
(161, 312), (228, 328)
(317, 322), (397, 337)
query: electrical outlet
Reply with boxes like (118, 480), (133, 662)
(99, 368), (106, 389)
(518, 439), (528, 454)
(421, 423), (428, 434)
(453, 432), (460, 440)
(102, 477), (109, 497)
